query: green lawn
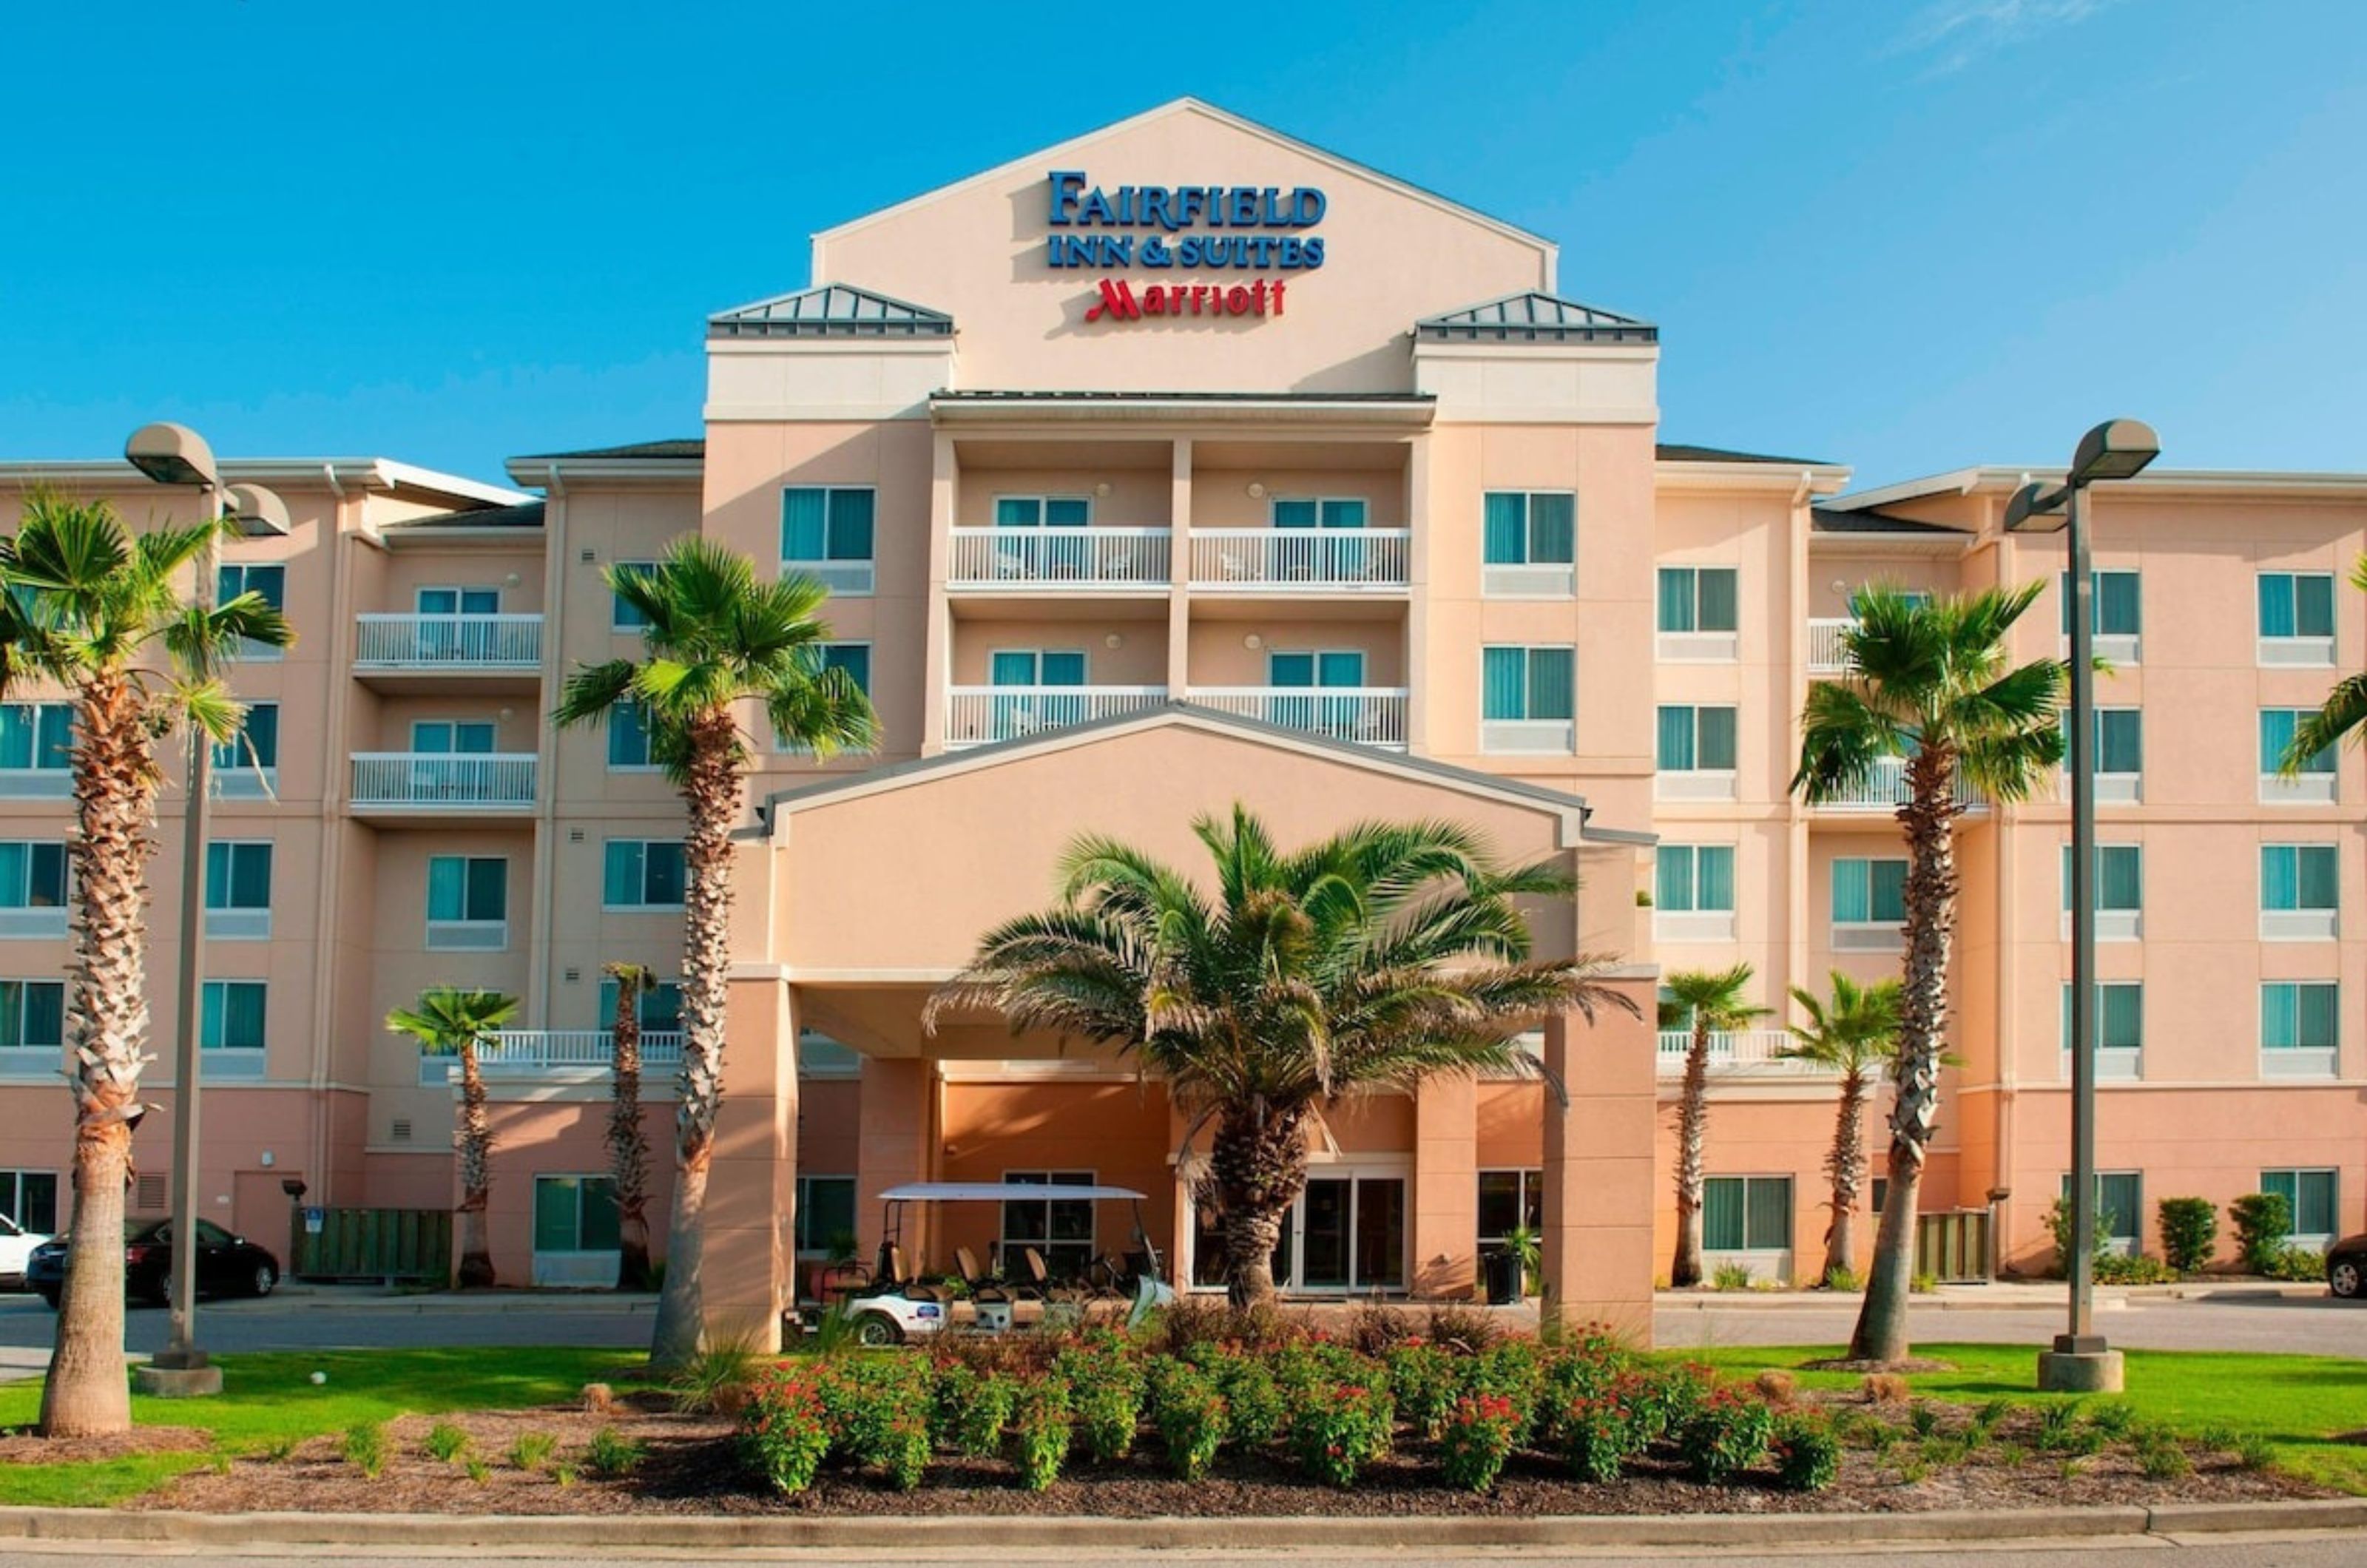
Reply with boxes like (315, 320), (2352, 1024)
(1674, 1342), (2367, 1493)
(0, 1347), (646, 1507)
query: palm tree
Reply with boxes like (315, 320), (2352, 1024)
(386, 988), (519, 1289)
(554, 538), (874, 1366)
(1794, 582), (2064, 1364)
(1780, 973), (1903, 1288)
(925, 805), (1638, 1307)
(602, 962), (658, 1291)
(2280, 554), (2367, 772)
(1, 491), (290, 1439)
(1659, 964), (1768, 1289)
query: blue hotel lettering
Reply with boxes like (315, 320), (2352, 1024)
(1044, 170), (1328, 271)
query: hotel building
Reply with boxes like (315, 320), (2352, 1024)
(2, 101), (2362, 1342)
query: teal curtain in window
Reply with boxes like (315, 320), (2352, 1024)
(2300, 983), (2338, 1047)
(1482, 647), (1526, 720)
(1696, 706), (1738, 770)
(2260, 575), (2296, 638)
(1831, 859), (1869, 922)
(1657, 569), (1695, 633)
(8, 981), (62, 1048)
(1701, 1179), (1744, 1251)
(0, 708), (29, 769)
(993, 497), (1040, 527)
(1868, 859), (1908, 922)
(223, 845), (269, 909)
(823, 644), (871, 695)
(1527, 493), (1574, 564)
(1269, 652), (1314, 688)
(2096, 1175), (2140, 1242)
(2263, 846), (2299, 910)
(2064, 845), (2145, 910)
(644, 842), (685, 905)
(2298, 574), (2336, 637)
(2263, 984), (2298, 1048)
(0, 984), (20, 1049)
(1743, 1177), (1792, 1251)
(1272, 499), (1318, 529)
(990, 651), (1038, 687)
(1040, 652), (1087, 686)
(464, 859), (504, 921)
(0, 843), (21, 908)
(1482, 493), (1526, 564)
(1655, 846), (1695, 911)
(1316, 652), (1364, 688)
(1045, 498), (1090, 527)
(204, 983), (264, 1050)
(534, 1178), (581, 1251)
(2097, 571), (2140, 635)
(2298, 845), (2337, 908)
(2260, 709), (2295, 772)
(602, 842), (642, 906)
(1656, 706), (1695, 771)
(1526, 648), (1574, 721)
(581, 1179), (621, 1251)
(2290, 1172), (2337, 1235)
(1696, 846), (1735, 911)
(427, 856), (465, 920)
(2096, 710), (2141, 774)
(2100, 985), (2142, 1049)
(1318, 499), (1366, 530)
(1697, 568), (1738, 632)
(825, 490), (874, 561)
(609, 703), (649, 766)
(781, 488), (826, 559)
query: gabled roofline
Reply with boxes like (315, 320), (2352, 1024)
(810, 98), (1558, 290)
(1829, 465), (2367, 511)
(0, 457), (524, 510)
(761, 701), (1650, 851)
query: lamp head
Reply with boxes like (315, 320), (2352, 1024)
(2069, 418), (2161, 485)
(224, 483), (291, 538)
(2003, 480), (2067, 534)
(124, 422), (219, 489)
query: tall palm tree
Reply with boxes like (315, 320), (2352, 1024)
(2280, 554), (2367, 772)
(554, 538), (874, 1367)
(1794, 582), (2064, 1364)
(1780, 972), (1903, 1288)
(925, 805), (1638, 1307)
(387, 988), (519, 1289)
(1, 491), (290, 1439)
(1658, 964), (1767, 1289)
(602, 962), (658, 1291)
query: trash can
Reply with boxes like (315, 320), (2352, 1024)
(1483, 1248), (1523, 1305)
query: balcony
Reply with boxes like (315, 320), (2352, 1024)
(1656, 1029), (1842, 1079)
(1187, 687), (1408, 749)
(1809, 757), (1982, 814)
(944, 686), (1169, 750)
(1807, 618), (1855, 674)
(354, 614), (543, 693)
(350, 754), (537, 815)
(419, 1030), (685, 1086)
(948, 528), (1170, 590)
(1188, 528), (1410, 592)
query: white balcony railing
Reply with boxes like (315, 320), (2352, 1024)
(1188, 528), (1411, 590)
(350, 753), (537, 809)
(1807, 618), (1856, 673)
(1808, 756), (1982, 812)
(1186, 687), (1408, 749)
(944, 686), (1168, 749)
(948, 528), (1171, 589)
(1656, 1029), (1831, 1078)
(420, 1030), (686, 1085)
(355, 613), (542, 669)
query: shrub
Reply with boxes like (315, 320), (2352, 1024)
(1822, 1265), (1863, 1292)
(1186, 1345), (1286, 1450)
(2197, 1423), (2240, 1452)
(1010, 1379), (1073, 1492)
(1772, 1412), (1841, 1492)
(1347, 1301), (1418, 1357)
(465, 1456), (490, 1485)
(1055, 1338), (1147, 1464)
(342, 1422), (386, 1479)
(1286, 1381), (1394, 1488)
(2156, 1197), (2219, 1275)
(1459, 1340), (1545, 1437)
(2236, 1434), (2277, 1470)
(1559, 1386), (1650, 1482)
(1973, 1398), (2012, 1432)
(1861, 1372), (1908, 1407)
(508, 1431), (557, 1471)
(1422, 1303), (1501, 1353)
(584, 1427), (643, 1480)
(819, 1360), (932, 1490)
(2138, 1439), (2192, 1480)
(670, 1332), (763, 1416)
(2266, 1245), (2327, 1282)
(1439, 1393), (1524, 1493)
(1910, 1271), (1940, 1294)
(1710, 1262), (1755, 1291)
(1638, 1362), (1714, 1439)
(1386, 1342), (1462, 1440)
(931, 1362), (1016, 1459)
(1907, 1400), (1939, 1438)
(1146, 1359), (1226, 1481)
(740, 1365), (831, 1496)
(424, 1422), (470, 1463)
(2084, 1400), (2137, 1439)
(1679, 1392), (1775, 1483)
(2093, 1252), (2178, 1285)
(2231, 1192), (2294, 1275)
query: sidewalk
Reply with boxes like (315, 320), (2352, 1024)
(1657, 1279), (2329, 1311)
(262, 1283), (661, 1313)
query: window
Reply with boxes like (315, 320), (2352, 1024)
(2261, 981), (2338, 1071)
(0, 842), (66, 911)
(780, 487), (877, 595)
(608, 702), (656, 769)
(200, 980), (266, 1052)
(2059, 981), (2144, 1077)
(1657, 567), (1738, 634)
(778, 645), (875, 752)
(1272, 496), (1367, 530)
(2059, 844), (2142, 941)
(1480, 646), (1574, 752)
(994, 496), (1093, 528)
(990, 649), (1086, 689)
(2061, 569), (2140, 644)
(211, 703), (278, 797)
(218, 563), (286, 660)
(1476, 1170), (1543, 1251)
(1267, 650), (1363, 688)
(1833, 857), (1908, 925)
(2262, 843), (2340, 940)
(1702, 1176), (1792, 1254)
(602, 840), (686, 909)
(1481, 493), (1575, 566)
(610, 561), (656, 630)
(2061, 1172), (2143, 1253)
(0, 981), (64, 1050)
(0, 703), (71, 789)
(411, 720), (496, 754)
(205, 842), (271, 911)
(426, 856), (507, 948)
(1001, 1170), (1096, 1280)
(2262, 709), (2337, 802)
(2261, 1169), (2339, 1246)
(1656, 706), (1738, 776)
(2258, 572), (2336, 664)
(1657, 845), (1736, 912)
(596, 973), (682, 1033)
(0, 1170), (58, 1234)
(794, 1175), (858, 1257)
(2093, 709), (2142, 776)
(533, 1175), (620, 1254)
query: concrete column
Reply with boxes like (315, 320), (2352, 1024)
(855, 1056), (935, 1274)
(921, 430), (956, 755)
(1168, 439), (1192, 698)
(699, 978), (798, 1350)
(1540, 976), (1660, 1345)
(1411, 1075), (1477, 1299)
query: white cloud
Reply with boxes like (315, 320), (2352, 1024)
(1890, 0), (2124, 74)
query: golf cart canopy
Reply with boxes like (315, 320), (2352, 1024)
(875, 1181), (1149, 1203)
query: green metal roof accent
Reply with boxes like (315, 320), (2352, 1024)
(708, 283), (954, 339)
(1417, 291), (1657, 345)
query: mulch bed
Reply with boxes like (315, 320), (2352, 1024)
(0, 1425), (212, 1464)
(132, 1390), (2334, 1518)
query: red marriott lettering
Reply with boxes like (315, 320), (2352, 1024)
(1084, 277), (1286, 323)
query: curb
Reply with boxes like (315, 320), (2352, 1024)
(252, 1293), (659, 1315)
(0, 1499), (2357, 1552)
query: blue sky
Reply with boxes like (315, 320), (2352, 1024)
(2, 0), (2360, 489)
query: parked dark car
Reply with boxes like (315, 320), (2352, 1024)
(27, 1219), (280, 1309)
(2328, 1235), (2367, 1300)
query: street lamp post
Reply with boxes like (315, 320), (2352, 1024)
(2006, 417), (2161, 1397)
(123, 422), (287, 1397)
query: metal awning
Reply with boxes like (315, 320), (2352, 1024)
(877, 1181), (1148, 1203)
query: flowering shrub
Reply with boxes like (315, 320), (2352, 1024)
(1386, 1342), (1462, 1440)
(1773, 1412), (1841, 1492)
(740, 1365), (832, 1496)
(1146, 1357), (1228, 1480)
(1286, 1382), (1395, 1488)
(818, 1359), (932, 1490)
(931, 1362), (1016, 1459)
(1189, 1345), (1285, 1449)
(1635, 1362), (1713, 1442)
(1459, 1341), (1546, 1439)
(1438, 1393), (1523, 1493)
(1557, 1383), (1652, 1483)
(1680, 1390), (1775, 1483)
(1055, 1336), (1147, 1464)
(1010, 1377), (1074, 1492)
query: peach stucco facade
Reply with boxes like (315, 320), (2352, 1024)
(3, 100), (2366, 1340)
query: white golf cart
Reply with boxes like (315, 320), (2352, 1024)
(824, 1180), (1176, 1346)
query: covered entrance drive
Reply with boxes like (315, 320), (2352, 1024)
(695, 707), (1658, 1348)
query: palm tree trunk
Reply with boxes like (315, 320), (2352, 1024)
(41, 678), (153, 1437)
(1211, 1103), (1309, 1308)
(607, 987), (653, 1292)
(456, 1038), (496, 1288)
(1848, 749), (1958, 1362)
(1671, 1019), (1711, 1288)
(650, 717), (740, 1369)
(1822, 1069), (1868, 1286)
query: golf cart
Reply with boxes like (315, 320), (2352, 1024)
(826, 1180), (1176, 1346)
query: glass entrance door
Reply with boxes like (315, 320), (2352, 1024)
(1190, 1172), (1406, 1294)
